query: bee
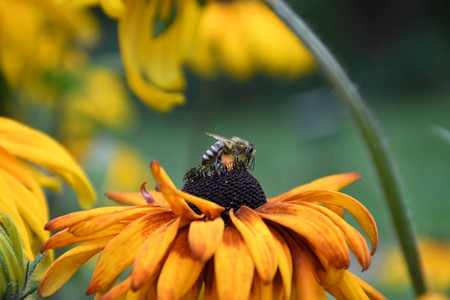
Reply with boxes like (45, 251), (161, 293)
(201, 132), (256, 170)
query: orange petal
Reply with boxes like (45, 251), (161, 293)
(87, 211), (177, 295)
(281, 232), (328, 300)
(150, 161), (176, 188)
(45, 206), (134, 231)
(105, 191), (146, 205)
(214, 226), (254, 300)
(0, 117), (96, 209)
(157, 228), (206, 300)
(68, 206), (162, 236)
(297, 202), (371, 271)
(188, 218), (224, 263)
(327, 271), (370, 300)
(41, 224), (125, 252)
(268, 172), (361, 202)
(268, 228), (293, 299)
(204, 261), (218, 300)
(158, 183), (225, 220)
(131, 218), (180, 290)
(347, 272), (387, 300)
(256, 202), (349, 269)
(96, 277), (132, 300)
(38, 236), (113, 297)
(230, 206), (278, 284)
(284, 190), (378, 254)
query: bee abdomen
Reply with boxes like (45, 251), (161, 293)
(201, 142), (223, 166)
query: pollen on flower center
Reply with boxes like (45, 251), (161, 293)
(182, 162), (267, 219)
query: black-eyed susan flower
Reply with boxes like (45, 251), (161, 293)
(0, 117), (96, 263)
(38, 157), (385, 299)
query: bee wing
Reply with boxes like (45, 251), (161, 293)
(205, 132), (236, 143)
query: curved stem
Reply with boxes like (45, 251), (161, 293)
(263, 0), (427, 296)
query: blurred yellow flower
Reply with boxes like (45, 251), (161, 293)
(0, 0), (99, 105)
(38, 161), (384, 299)
(71, 0), (314, 112)
(0, 117), (96, 262)
(187, 0), (315, 80)
(381, 239), (450, 295)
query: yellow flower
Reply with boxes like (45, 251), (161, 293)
(0, 117), (96, 262)
(0, 0), (99, 105)
(187, 0), (315, 80)
(381, 239), (450, 294)
(38, 160), (384, 299)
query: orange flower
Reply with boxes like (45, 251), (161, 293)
(38, 161), (385, 299)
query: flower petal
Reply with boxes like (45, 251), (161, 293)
(296, 201), (371, 271)
(131, 218), (180, 290)
(96, 277), (131, 300)
(105, 191), (146, 205)
(327, 271), (370, 300)
(189, 217), (224, 263)
(230, 206), (278, 284)
(347, 272), (387, 300)
(159, 183), (225, 220)
(157, 228), (206, 300)
(38, 236), (113, 297)
(87, 211), (177, 295)
(41, 224), (125, 252)
(214, 226), (254, 300)
(256, 202), (350, 269)
(284, 190), (378, 254)
(0, 117), (96, 209)
(268, 172), (361, 202)
(68, 206), (160, 236)
(268, 227), (293, 299)
(281, 231), (328, 300)
(45, 206), (134, 231)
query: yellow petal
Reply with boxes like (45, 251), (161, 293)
(45, 206), (134, 231)
(214, 226), (254, 300)
(158, 183), (225, 220)
(105, 191), (146, 205)
(230, 206), (278, 284)
(204, 261), (218, 300)
(249, 273), (273, 300)
(151, 161), (203, 218)
(68, 206), (160, 236)
(0, 146), (47, 218)
(268, 227), (293, 300)
(87, 211), (177, 294)
(41, 224), (125, 251)
(256, 202), (350, 269)
(188, 218), (224, 263)
(327, 271), (370, 300)
(347, 272), (387, 300)
(297, 202), (371, 271)
(0, 117), (96, 209)
(268, 172), (361, 203)
(96, 277), (132, 300)
(38, 236), (113, 297)
(281, 231), (328, 300)
(131, 218), (180, 290)
(157, 228), (205, 300)
(284, 190), (378, 254)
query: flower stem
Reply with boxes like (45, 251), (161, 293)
(262, 0), (427, 296)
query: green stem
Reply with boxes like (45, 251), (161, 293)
(263, 0), (427, 296)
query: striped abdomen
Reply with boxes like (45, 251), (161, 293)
(201, 141), (224, 167)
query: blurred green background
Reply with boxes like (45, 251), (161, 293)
(2, 0), (450, 298)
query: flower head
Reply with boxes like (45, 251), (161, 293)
(38, 156), (385, 299)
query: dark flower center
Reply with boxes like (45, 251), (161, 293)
(182, 162), (267, 219)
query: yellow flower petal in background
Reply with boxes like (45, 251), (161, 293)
(187, 0), (315, 80)
(0, 117), (96, 209)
